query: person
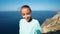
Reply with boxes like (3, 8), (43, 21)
(19, 5), (42, 34)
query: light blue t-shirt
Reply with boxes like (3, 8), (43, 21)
(19, 19), (42, 34)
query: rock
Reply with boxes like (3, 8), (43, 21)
(41, 11), (60, 33)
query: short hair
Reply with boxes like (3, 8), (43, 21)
(21, 5), (31, 12)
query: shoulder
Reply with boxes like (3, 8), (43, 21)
(32, 19), (39, 23)
(32, 19), (40, 25)
(19, 19), (25, 23)
(34, 19), (40, 25)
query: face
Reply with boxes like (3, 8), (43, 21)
(21, 7), (31, 21)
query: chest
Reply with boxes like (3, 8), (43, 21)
(20, 22), (35, 31)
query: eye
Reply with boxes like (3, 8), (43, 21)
(22, 13), (25, 16)
(26, 13), (30, 15)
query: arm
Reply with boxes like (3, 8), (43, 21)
(35, 20), (42, 34)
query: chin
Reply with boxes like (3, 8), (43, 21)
(26, 19), (29, 21)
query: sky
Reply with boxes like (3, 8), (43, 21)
(0, 0), (60, 11)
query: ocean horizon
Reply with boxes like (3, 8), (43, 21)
(0, 11), (57, 34)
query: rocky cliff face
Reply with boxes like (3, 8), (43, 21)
(41, 12), (60, 33)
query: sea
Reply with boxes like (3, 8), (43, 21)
(0, 11), (57, 34)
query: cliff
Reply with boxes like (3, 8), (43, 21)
(41, 12), (60, 33)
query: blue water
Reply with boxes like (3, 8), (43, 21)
(0, 11), (57, 34)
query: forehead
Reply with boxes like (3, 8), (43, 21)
(21, 7), (30, 13)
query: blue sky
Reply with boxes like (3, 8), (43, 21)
(0, 0), (60, 11)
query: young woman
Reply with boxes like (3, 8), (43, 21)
(19, 5), (42, 34)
